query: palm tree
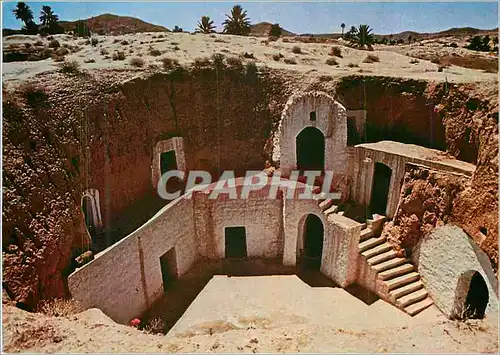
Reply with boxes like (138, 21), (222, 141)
(13, 2), (36, 32)
(40, 6), (58, 26)
(196, 16), (216, 34)
(222, 5), (251, 36)
(350, 24), (374, 49)
(341, 23), (345, 38)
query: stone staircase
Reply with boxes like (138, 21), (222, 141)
(313, 192), (433, 316)
(358, 221), (434, 316)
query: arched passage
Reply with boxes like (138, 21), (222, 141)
(296, 127), (325, 172)
(370, 162), (392, 215)
(464, 272), (489, 319)
(299, 214), (324, 270)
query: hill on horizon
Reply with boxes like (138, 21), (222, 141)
(59, 13), (168, 35)
(250, 22), (295, 37)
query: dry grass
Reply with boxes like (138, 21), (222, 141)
(143, 317), (165, 334)
(37, 298), (83, 317)
(347, 62), (359, 68)
(48, 39), (60, 48)
(363, 54), (380, 63)
(149, 48), (162, 56)
(284, 58), (297, 65)
(59, 60), (81, 74)
(162, 57), (180, 70)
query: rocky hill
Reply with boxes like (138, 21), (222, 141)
(59, 13), (168, 35)
(250, 22), (295, 37)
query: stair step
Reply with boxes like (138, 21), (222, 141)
(313, 192), (328, 201)
(384, 272), (420, 290)
(319, 198), (335, 211)
(359, 228), (373, 241)
(367, 250), (398, 265)
(359, 236), (387, 253)
(378, 263), (414, 280)
(361, 242), (392, 259)
(373, 257), (407, 273)
(397, 288), (428, 308)
(390, 280), (424, 299)
(404, 296), (434, 316)
(324, 205), (338, 215)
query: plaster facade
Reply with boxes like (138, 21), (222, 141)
(412, 225), (498, 319)
(151, 137), (187, 190)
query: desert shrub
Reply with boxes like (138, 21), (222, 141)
(34, 40), (44, 46)
(193, 56), (211, 69)
(100, 48), (108, 55)
(56, 47), (69, 56)
(84, 58), (95, 63)
(52, 55), (65, 62)
(120, 40), (129, 45)
(130, 57), (145, 67)
(272, 54), (281, 61)
(291, 45), (302, 54)
(319, 75), (333, 82)
(211, 53), (226, 69)
(438, 65), (445, 72)
(48, 39), (60, 48)
(91, 38), (99, 46)
(157, 34), (164, 39)
(59, 60), (81, 74)
(245, 62), (258, 77)
(149, 48), (162, 56)
(268, 23), (282, 37)
(24, 43), (32, 49)
(347, 62), (359, 68)
(282, 37), (290, 43)
(38, 298), (83, 317)
(329, 46), (342, 57)
(430, 57), (441, 64)
(409, 58), (419, 64)
(143, 318), (164, 334)
(112, 51), (126, 61)
(326, 57), (338, 66)
(268, 36), (278, 42)
(261, 40), (269, 46)
(173, 45), (180, 51)
(19, 83), (47, 106)
(162, 57), (180, 70)
(449, 42), (458, 48)
(363, 54), (380, 63)
(241, 52), (255, 59)
(226, 56), (243, 70)
(113, 38), (120, 44)
(284, 58), (297, 65)
(47, 36), (54, 40)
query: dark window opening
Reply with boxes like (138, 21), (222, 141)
(370, 162), (392, 215)
(464, 272), (489, 319)
(82, 196), (96, 239)
(160, 150), (178, 176)
(347, 117), (361, 146)
(309, 111), (316, 121)
(480, 227), (488, 235)
(160, 248), (178, 292)
(225, 226), (247, 258)
(296, 126), (325, 172)
(301, 214), (324, 270)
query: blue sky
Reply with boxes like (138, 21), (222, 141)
(2, 1), (498, 35)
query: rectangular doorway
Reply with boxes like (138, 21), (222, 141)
(225, 226), (247, 258)
(160, 150), (177, 176)
(160, 247), (178, 292)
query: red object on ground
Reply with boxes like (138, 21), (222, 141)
(130, 318), (141, 327)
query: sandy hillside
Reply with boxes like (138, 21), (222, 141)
(3, 31), (498, 86)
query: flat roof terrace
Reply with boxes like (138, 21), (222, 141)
(355, 141), (475, 176)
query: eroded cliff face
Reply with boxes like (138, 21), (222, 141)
(2, 69), (498, 309)
(2, 64), (289, 309)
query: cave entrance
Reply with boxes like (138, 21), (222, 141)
(370, 162), (392, 215)
(160, 247), (178, 292)
(225, 226), (247, 258)
(464, 272), (489, 319)
(300, 214), (324, 270)
(296, 127), (325, 172)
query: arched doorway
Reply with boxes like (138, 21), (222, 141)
(464, 272), (489, 319)
(300, 214), (324, 270)
(370, 162), (392, 215)
(296, 127), (325, 172)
